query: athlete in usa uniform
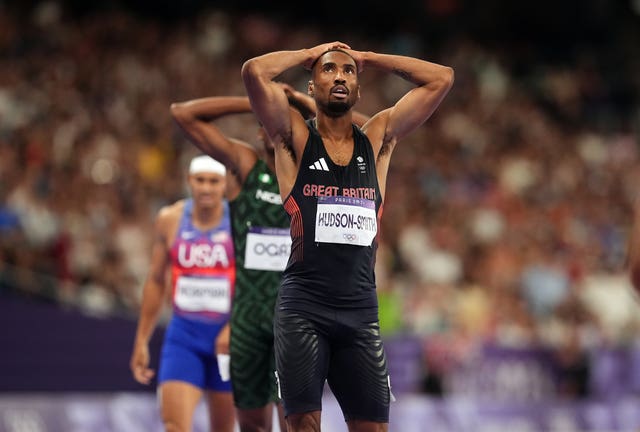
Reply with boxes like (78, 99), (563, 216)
(130, 155), (236, 432)
(242, 42), (454, 432)
(161, 198), (235, 384)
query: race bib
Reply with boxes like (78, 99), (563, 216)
(314, 196), (377, 246)
(245, 227), (291, 271)
(175, 276), (231, 313)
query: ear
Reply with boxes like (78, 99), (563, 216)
(357, 85), (361, 100)
(307, 80), (314, 97)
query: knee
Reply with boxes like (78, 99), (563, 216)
(162, 421), (188, 432)
(346, 419), (388, 432)
(238, 419), (267, 432)
(238, 422), (268, 432)
(237, 410), (271, 432)
(287, 412), (321, 432)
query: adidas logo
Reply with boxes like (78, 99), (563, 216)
(309, 157), (330, 171)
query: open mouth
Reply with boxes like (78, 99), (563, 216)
(331, 85), (349, 99)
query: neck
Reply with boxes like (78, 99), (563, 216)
(192, 202), (223, 230)
(315, 112), (353, 139)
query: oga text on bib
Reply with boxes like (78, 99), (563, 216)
(244, 227), (291, 271)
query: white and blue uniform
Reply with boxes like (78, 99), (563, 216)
(158, 199), (235, 391)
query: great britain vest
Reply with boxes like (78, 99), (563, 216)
(280, 120), (383, 310)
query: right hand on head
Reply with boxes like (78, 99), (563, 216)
(130, 343), (155, 385)
(303, 41), (352, 70)
(342, 48), (366, 73)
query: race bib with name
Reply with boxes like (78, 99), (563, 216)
(175, 275), (231, 313)
(314, 196), (377, 246)
(245, 227), (291, 271)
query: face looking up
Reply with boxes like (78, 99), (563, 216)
(309, 50), (360, 117)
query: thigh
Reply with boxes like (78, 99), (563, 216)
(274, 309), (330, 417)
(204, 390), (236, 432)
(158, 381), (202, 431)
(327, 317), (390, 423)
(230, 306), (277, 409)
(163, 316), (232, 392)
(159, 337), (206, 388)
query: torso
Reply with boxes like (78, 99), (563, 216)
(229, 159), (290, 307)
(168, 199), (235, 323)
(279, 120), (383, 312)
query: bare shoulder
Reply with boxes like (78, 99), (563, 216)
(152, 200), (185, 247)
(156, 200), (184, 227)
(290, 110), (311, 153)
(361, 109), (392, 155)
(228, 138), (259, 162)
(229, 138), (257, 152)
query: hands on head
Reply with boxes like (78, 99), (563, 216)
(303, 41), (353, 70)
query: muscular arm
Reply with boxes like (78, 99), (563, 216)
(170, 97), (258, 185)
(355, 51), (454, 150)
(241, 42), (351, 150)
(130, 208), (172, 385)
(348, 51), (453, 199)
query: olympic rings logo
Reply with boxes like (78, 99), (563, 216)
(343, 233), (358, 242)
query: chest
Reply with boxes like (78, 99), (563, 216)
(323, 140), (354, 166)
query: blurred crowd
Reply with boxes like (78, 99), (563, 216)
(2, 1), (640, 400)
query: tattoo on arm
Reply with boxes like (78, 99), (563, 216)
(392, 67), (412, 81)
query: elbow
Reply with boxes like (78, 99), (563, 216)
(241, 59), (257, 84)
(424, 66), (454, 97)
(441, 66), (455, 91)
(170, 102), (195, 127)
(170, 102), (186, 122)
(241, 59), (264, 90)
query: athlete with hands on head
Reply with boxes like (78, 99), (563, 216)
(241, 41), (454, 432)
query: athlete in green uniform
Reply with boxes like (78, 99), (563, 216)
(170, 84), (313, 432)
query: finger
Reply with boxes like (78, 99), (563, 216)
(133, 370), (146, 384)
(133, 366), (153, 384)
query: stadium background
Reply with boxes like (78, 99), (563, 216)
(2, 0), (640, 430)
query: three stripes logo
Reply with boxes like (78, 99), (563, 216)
(308, 157), (330, 171)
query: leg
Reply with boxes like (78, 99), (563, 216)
(205, 390), (236, 432)
(328, 312), (390, 431)
(158, 380), (203, 432)
(230, 305), (279, 432)
(236, 405), (273, 432)
(274, 310), (330, 431)
(286, 411), (321, 432)
(346, 420), (388, 432)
